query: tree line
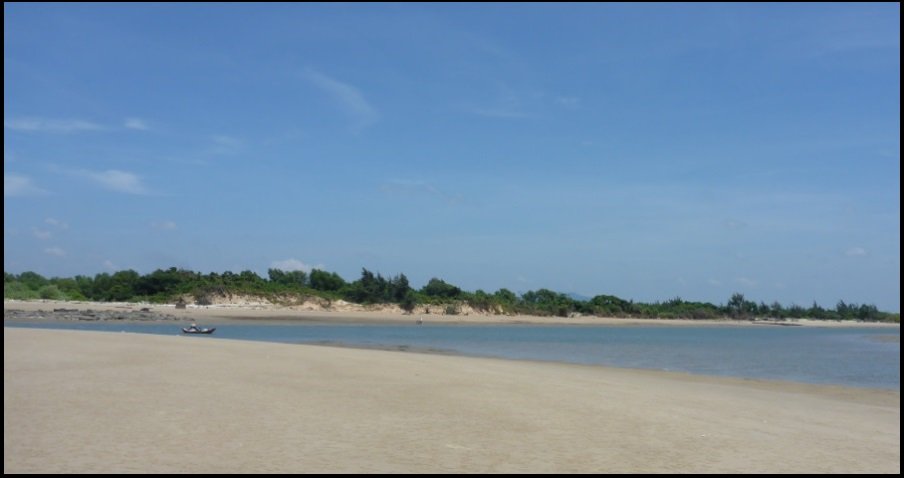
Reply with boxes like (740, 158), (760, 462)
(4, 268), (899, 322)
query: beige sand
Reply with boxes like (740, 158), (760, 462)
(6, 299), (900, 327)
(4, 328), (899, 473)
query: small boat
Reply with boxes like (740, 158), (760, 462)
(182, 327), (216, 334)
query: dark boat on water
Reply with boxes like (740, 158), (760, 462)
(182, 327), (216, 334)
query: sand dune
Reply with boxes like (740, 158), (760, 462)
(4, 328), (900, 473)
(6, 299), (900, 327)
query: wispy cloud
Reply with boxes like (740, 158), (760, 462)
(124, 117), (150, 131)
(735, 277), (758, 287)
(209, 135), (244, 155)
(33, 229), (52, 240)
(303, 68), (378, 129)
(151, 221), (177, 230)
(380, 179), (443, 196)
(380, 179), (461, 205)
(103, 259), (117, 271)
(464, 83), (543, 120)
(845, 247), (867, 257)
(555, 96), (581, 109)
(270, 258), (321, 272)
(77, 169), (149, 195)
(723, 219), (748, 230)
(4, 173), (48, 197)
(4, 117), (104, 133)
(469, 107), (534, 119)
(44, 246), (66, 257)
(45, 218), (69, 229)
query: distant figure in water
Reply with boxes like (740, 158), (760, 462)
(416, 317), (423, 325)
(189, 322), (199, 331)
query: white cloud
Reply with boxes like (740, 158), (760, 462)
(103, 259), (117, 271)
(151, 221), (177, 230)
(44, 246), (66, 257)
(845, 247), (867, 256)
(45, 218), (69, 229)
(4, 117), (104, 133)
(270, 258), (319, 272)
(78, 169), (149, 194)
(304, 68), (378, 129)
(4, 173), (48, 197)
(124, 117), (150, 130)
(33, 229), (52, 240)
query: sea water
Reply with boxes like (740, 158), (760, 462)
(5, 321), (899, 390)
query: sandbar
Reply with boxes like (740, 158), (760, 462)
(4, 328), (899, 473)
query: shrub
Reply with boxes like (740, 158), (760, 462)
(38, 285), (65, 300)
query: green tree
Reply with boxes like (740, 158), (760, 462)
(390, 273), (411, 302)
(494, 288), (517, 305)
(400, 291), (417, 313)
(136, 267), (190, 297)
(588, 294), (629, 316)
(4, 281), (39, 299)
(769, 301), (785, 320)
(17, 271), (48, 291)
(345, 268), (384, 303)
(38, 284), (65, 300)
(521, 289), (574, 317)
(50, 277), (87, 301)
(421, 278), (462, 299)
(468, 289), (493, 312)
(105, 270), (141, 301)
(309, 269), (346, 292)
(726, 293), (747, 319)
(808, 301), (826, 320)
(268, 268), (307, 288)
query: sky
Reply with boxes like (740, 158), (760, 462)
(4, 3), (900, 311)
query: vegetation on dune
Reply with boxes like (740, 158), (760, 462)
(3, 269), (899, 323)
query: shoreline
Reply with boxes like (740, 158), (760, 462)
(5, 299), (899, 328)
(5, 327), (899, 473)
(5, 322), (899, 391)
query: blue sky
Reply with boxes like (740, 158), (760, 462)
(4, 4), (900, 311)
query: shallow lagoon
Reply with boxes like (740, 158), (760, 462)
(6, 321), (899, 389)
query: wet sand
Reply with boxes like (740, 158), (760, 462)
(4, 327), (899, 473)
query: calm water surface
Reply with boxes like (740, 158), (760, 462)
(6, 321), (899, 390)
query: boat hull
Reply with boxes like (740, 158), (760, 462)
(182, 327), (215, 334)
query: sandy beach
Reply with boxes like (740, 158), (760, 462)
(4, 327), (899, 473)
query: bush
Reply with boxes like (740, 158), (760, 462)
(38, 285), (65, 300)
(5, 281), (40, 300)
